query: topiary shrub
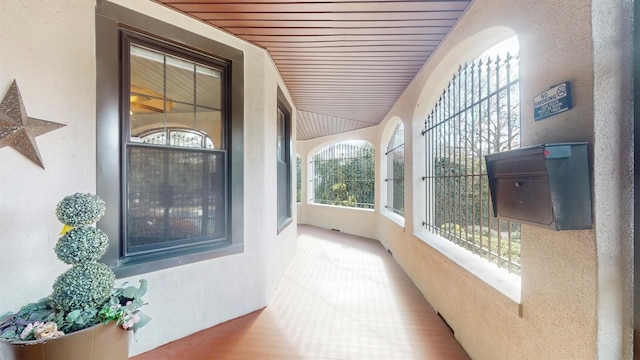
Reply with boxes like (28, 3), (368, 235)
(55, 193), (106, 227)
(50, 263), (115, 311)
(50, 193), (115, 313)
(54, 227), (109, 264)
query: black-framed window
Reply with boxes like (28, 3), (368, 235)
(96, 3), (244, 277)
(122, 32), (230, 257)
(277, 89), (292, 232)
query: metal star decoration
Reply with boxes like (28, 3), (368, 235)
(0, 80), (66, 169)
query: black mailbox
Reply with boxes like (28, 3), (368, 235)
(484, 142), (592, 230)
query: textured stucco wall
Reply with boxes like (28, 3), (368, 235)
(0, 0), (97, 312)
(372, 0), (634, 358)
(295, 0), (633, 357)
(0, 0), (297, 356)
(591, 0), (634, 358)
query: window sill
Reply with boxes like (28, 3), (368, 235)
(382, 209), (405, 228)
(308, 203), (375, 213)
(277, 217), (293, 234)
(414, 228), (522, 314)
(112, 243), (244, 278)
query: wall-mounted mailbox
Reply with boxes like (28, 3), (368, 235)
(485, 142), (592, 231)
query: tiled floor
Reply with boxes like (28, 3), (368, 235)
(131, 225), (470, 359)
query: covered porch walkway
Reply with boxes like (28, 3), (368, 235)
(132, 225), (469, 359)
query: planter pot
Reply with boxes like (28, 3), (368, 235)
(0, 322), (129, 360)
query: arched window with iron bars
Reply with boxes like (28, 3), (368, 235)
(422, 37), (522, 274)
(310, 141), (375, 209)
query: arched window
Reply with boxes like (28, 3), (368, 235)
(385, 123), (404, 216)
(139, 128), (214, 149)
(311, 141), (375, 209)
(422, 37), (521, 274)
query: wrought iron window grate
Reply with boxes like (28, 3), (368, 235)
(386, 123), (405, 216)
(311, 141), (375, 209)
(422, 50), (522, 274)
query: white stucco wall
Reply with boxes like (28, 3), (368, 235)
(0, 0), (97, 311)
(0, 0), (297, 356)
(297, 126), (380, 240)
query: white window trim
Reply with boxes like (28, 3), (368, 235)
(308, 202), (376, 213)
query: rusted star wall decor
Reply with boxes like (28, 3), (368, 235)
(0, 80), (66, 169)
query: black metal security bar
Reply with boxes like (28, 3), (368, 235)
(311, 141), (375, 209)
(422, 51), (522, 274)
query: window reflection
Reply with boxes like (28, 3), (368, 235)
(129, 44), (223, 149)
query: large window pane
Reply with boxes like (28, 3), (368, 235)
(129, 44), (222, 149)
(126, 146), (226, 255)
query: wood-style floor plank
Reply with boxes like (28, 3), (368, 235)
(131, 225), (470, 359)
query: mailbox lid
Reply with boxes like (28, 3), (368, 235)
(485, 145), (549, 226)
(495, 176), (554, 227)
(485, 142), (588, 164)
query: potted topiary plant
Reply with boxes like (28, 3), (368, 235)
(0, 193), (150, 360)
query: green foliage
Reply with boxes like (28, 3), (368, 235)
(52, 193), (115, 313)
(54, 227), (109, 264)
(99, 280), (151, 332)
(390, 149), (405, 214)
(0, 299), (95, 342)
(433, 157), (513, 231)
(0, 299), (56, 342)
(50, 263), (115, 313)
(439, 223), (521, 274)
(329, 183), (357, 207)
(55, 193), (106, 227)
(433, 157), (468, 226)
(64, 308), (100, 333)
(1, 280), (150, 342)
(313, 142), (375, 208)
(121, 279), (147, 300)
(431, 156), (522, 273)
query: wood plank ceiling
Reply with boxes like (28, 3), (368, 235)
(153, 0), (472, 140)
